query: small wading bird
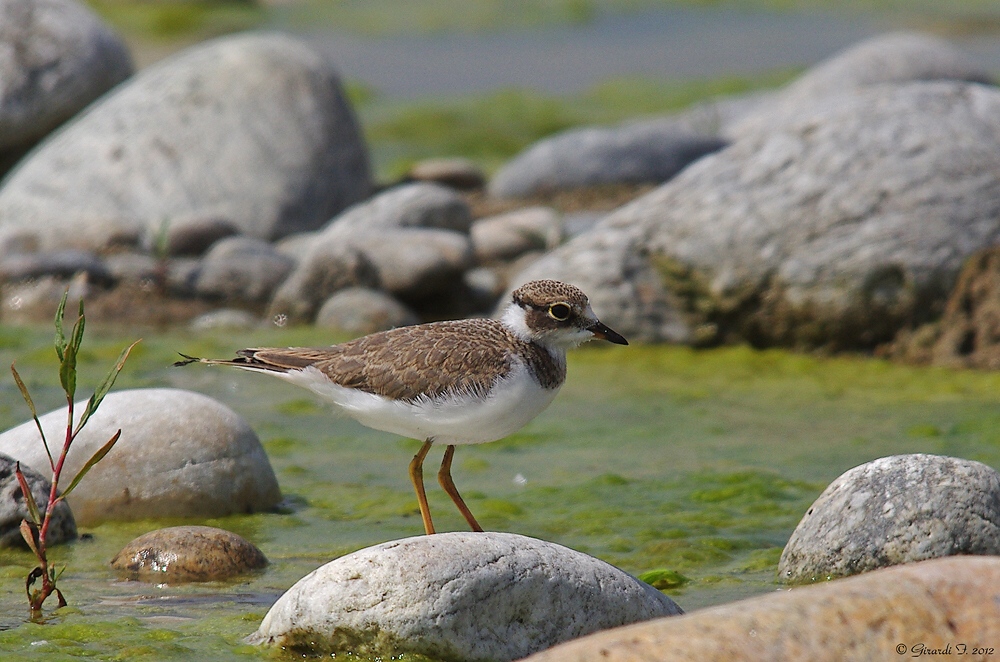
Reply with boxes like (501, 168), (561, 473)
(176, 279), (627, 535)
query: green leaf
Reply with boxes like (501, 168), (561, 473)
(54, 290), (68, 362)
(61, 429), (121, 498)
(75, 339), (140, 436)
(59, 338), (77, 402)
(11, 363), (53, 471)
(14, 463), (42, 526)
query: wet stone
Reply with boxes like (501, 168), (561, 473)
(0, 453), (76, 549)
(111, 525), (267, 582)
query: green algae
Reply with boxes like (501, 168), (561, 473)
(3, 325), (1000, 658)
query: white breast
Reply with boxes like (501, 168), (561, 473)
(278, 359), (562, 445)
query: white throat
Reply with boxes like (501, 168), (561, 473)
(501, 303), (533, 342)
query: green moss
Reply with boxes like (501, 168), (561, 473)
(638, 568), (691, 589)
(4, 327), (1000, 656)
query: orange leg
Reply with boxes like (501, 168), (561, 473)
(438, 444), (484, 532)
(409, 439), (435, 535)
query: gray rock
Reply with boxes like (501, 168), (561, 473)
(104, 252), (159, 284)
(164, 257), (201, 297)
(779, 454), (1000, 583)
(0, 249), (112, 285)
(315, 287), (418, 334)
(729, 32), (994, 142)
(783, 31), (993, 101)
(268, 242), (379, 323)
(0, 32), (371, 253)
(195, 236), (295, 304)
(488, 119), (726, 198)
(471, 206), (562, 263)
(0, 452), (76, 548)
(159, 215), (239, 257)
(0, 0), (132, 166)
(0, 388), (281, 525)
(328, 182), (473, 234)
(405, 157), (485, 190)
(111, 525), (268, 582)
(345, 228), (473, 298)
(515, 81), (1000, 348)
(189, 308), (261, 331)
(247, 532), (681, 661)
(273, 231), (317, 262)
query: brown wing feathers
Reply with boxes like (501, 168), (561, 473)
(176, 319), (532, 403)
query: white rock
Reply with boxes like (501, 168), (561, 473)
(0, 388), (281, 524)
(248, 531), (681, 662)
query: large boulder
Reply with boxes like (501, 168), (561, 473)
(0, 32), (371, 253)
(0, 0), (132, 173)
(247, 532), (681, 662)
(521, 556), (1000, 662)
(779, 454), (1000, 583)
(513, 81), (1000, 348)
(0, 388), (281, 524)
(489, 119), (726, 198)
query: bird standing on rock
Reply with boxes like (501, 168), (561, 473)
(176, 279), (627, 535)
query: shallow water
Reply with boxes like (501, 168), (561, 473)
(1, 325), (1000, 659)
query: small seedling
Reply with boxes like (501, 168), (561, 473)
(12, 291), (139, 618)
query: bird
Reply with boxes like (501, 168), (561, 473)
(175, 279), (627, 535)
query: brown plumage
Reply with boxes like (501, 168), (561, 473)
(189, 317), (566, 402)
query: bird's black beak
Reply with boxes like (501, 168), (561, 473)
(588, 321), (628, 345)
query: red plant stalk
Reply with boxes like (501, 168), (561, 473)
(24, 398), (76, 613)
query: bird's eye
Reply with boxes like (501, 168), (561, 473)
(548, 303), (571, 321)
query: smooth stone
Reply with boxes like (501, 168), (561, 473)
(268, 242), (379, 323)
(189, 308), (261, 331)
(0, 388), (281, 524)
(0, 0), (132, 161)
(163, 257), (201, 297)
(470, 206), (562, 263)
(194, 236), (295, 304)
(513, 80), (1000, 348)
(327, 182), (473, 234)
(489, 119), (726, 198)
(0, 452), (76, 548)
(779, 454), (1000, 583)
(405, 157), (486, 190)
(781, 31), (992, 101)
(111, 525), (267, 582)
(0, 249), (113, 285)
(103, 252), (159, 284)
(247, 532), (681, 662)
(0, 32), (371, 253)
(314, 287), (418, 334)
(522, 556), (1000, 662)
(159, 215), (239, 256)
(344, 228), (474, 298)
